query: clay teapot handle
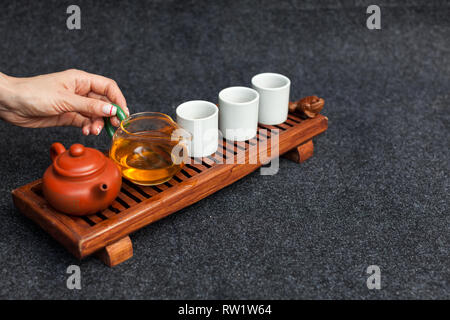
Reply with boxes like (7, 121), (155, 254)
(50, 142), (66, 162)
(103, 104), (128, 138)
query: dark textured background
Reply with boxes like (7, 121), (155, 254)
(0, 0), (448, 299)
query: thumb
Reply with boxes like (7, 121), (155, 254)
(68, 94), (117, 117)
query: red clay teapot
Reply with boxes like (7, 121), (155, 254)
(42, 142), (121, 216)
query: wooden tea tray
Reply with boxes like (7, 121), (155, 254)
(12, 103), (328, 267)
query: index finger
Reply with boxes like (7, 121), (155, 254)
(82, 72), (128, 115)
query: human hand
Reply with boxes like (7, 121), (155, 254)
(0, 69), (129, 135)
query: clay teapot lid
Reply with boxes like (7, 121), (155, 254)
(51, 143), (106, 177)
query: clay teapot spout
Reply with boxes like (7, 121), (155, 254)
(99, 183), (109, 192)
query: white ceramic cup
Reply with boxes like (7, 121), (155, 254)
(251, 73), (290, 125)
(218, 86), (259, 141)
(176, 100), (218, 158)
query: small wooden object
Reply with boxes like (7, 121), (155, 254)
(289, 96), (325, 118)
(12, 100), (328, 267)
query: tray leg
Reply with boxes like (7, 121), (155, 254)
(96, 236), (133, 267)
(283, 140), (314, 163)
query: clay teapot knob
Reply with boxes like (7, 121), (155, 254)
(69, 144), (85, 157)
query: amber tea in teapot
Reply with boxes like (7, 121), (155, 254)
(109, 112), (187, 186)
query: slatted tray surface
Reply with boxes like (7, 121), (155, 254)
(12, 110), (328, 261)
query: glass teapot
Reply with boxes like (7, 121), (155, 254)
(104, 105), (188, 186)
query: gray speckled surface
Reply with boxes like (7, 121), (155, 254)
(0, 0), (449, 299)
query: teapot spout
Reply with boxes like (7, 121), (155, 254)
(99, 183), (109, 192)
(50, 142), (66, 162)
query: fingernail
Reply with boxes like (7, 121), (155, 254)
(83, 128), (89, 136)
(102, 104), (117, 116)
(112, 117), (120, 126)
(96, 127), (101, 135)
